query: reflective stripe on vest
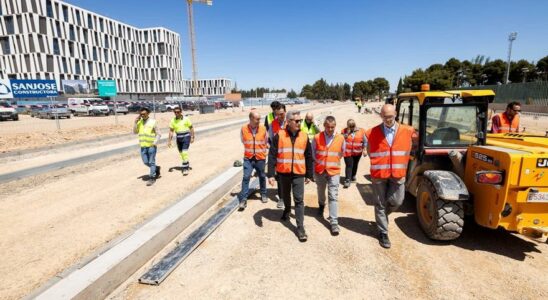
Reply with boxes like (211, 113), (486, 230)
(242, 124), (267, 160)
(276, 130), (308, 175)
(138, 119), (156, 148)
(497, 112), (520, 133)
(342, 128), (365, 157)
(314, 132), (344, 176)
(365, 124), (413, 179)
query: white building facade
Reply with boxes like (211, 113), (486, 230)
(0, 0), (187, 99)
(184, 78), (232, 97)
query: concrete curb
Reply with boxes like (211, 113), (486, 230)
(33, 166), (242, 300)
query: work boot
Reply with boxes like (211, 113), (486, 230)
(343, 180), (350, 189)
(146, 179), (156, 186)
(155, 166), (161, 179)
(378, 232), (391, 249)
(331, 224), (340, 236)
(280, 211), (290, 221)
(238, 200), (247, 211)
(297, 227), (308, 242)
(318, 204), (325, 217)
(182, 168), (189, 176)
(261, 194), (268, 203)
(277, 198), (285, 209)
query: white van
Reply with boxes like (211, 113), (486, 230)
(68, 98), (110, 116)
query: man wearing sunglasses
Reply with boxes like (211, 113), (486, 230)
(134, 107), (161, 186)
(268, 110), (314, 242)
(491, 101), (521, 133)
(168, 107), (195, 175)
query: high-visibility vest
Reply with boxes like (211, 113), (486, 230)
(271, 118), (284, 136)
(355, 101), (362, 107)
(342, 127), (365, 157)
(170, 116), (192, 136)
(266, 112), (275, 125)
(365, 124), (413, 179)
(276, 130), (308, 175)
(497, 112), (520, 133)
(301, 121), (320, 140)
(242, 124), (267, 160)
(314, 132), (344, 176)
(137, 118), (157, 148)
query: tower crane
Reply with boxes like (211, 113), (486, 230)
(186, 0), (212, 96)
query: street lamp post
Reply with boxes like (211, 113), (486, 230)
(505, 32), (517, 84)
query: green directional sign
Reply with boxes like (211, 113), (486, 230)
(97, 80), (117, 97)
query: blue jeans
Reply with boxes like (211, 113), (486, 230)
(238, 158), (267, 202)
(140, 146), (157, 179)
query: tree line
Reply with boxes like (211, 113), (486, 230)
(299, 77), (389, 101)
(400, 55), (548, 92)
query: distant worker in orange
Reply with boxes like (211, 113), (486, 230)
(268, 103), (287, 209)
(491, 101), (521, 133)
(365, 104), (415, 249)
(341, 119), (366, 188)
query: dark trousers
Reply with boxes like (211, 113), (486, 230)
(279, 174), (305, 229)
(344, 155), (361, 181)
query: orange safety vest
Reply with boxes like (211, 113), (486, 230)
(497, 112), (520, 133)
(365, 124), (413, 179)
(314, 132), (344, 176)
(242, 124), (267, 160)
(342, 127), (365, 157)
(271, 118), (285, 136)
(276, 130), (308, 175)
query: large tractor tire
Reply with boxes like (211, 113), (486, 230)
(417, 179), (464, 240)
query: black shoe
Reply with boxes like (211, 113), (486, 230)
(331, 224), (340, 236)
(280, 211), (290, 221)
(238, 200), (247, 211)
(155, 166), (161, 179)
(146, 179), (156, 186)
(297, 228), (308, 242)
(343, 181), (350, 189)
(351, 176), (357, 182)
(378, 232), (391, 249)
(318, 204), (325, 217)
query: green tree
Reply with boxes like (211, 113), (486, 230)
(509, 59), (536, 83)
(312, 78), (329, 99)
(396, 78), (403, 94)
(287, 89), (298, 98)
(372, 77), (390, 98)
(343, 83), (351, 100)
(537, 55), (548, 81)
(300, 84), (314, 99)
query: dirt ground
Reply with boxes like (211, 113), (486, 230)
(109, 103), (548, 300)
(0, 103), (340, 300)
(0, 103), (314, 154)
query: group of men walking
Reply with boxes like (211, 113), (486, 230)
(134, 106), (195, 186)
(237, 101), (415, 248)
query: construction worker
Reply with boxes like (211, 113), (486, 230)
(491, 101), (521, 133)
(264, 100), (281, 131)
(300, 112), (320, 140)
(355, 98), (362, 113)
(268, 110), (314, 242)
(167, 107), (195, 175)
(133, 107), (161, 186)
(313, 116), (345, 235)
(364, 104), (415, 249)
(238, 111), (268, 211)
(268, 103), (287, 209)
(341, 119), (366, 188)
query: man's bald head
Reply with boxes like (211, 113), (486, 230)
(347, 119), (356, 128)
(380, 104), (396, 128)
(305, 112), (314, 125)
(248, 111), (261, 127)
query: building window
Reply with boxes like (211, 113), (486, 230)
(75, 10), (81, 25)
(88, 62), (93, 75)
(53, 38), (60, 55)
(62, 5), (69, 22)
(46, 55), (54, 72)
(0, 37), (10, 54)
(5, 16), (14, 34)
(81, 44), (87, 59)
(108, 65), (113, 78)
(104, 49), (108, 62)
(46, 0), (54, 18)
(69, 25), (75, 41)
(83, 29), (88, 43)
(92, 47), (97, 61)
(55, 21), (62, 37)
(68, 42), (74, 56)
(99, 18), (104, 31)
(158, 43), (166, 55)
(75, 60), (81, 75)
(160, 68), (168, 80)
(104, 36), (109, 48)
(87, 14), (93, 29)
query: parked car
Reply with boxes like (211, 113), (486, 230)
(68, 98), (110, 116)
(107, 104), (129, 115)
(37, 105), (71, 119)
(0, 101), (18, 121)
(29, 106), (42, 117)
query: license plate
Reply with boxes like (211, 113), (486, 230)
(527, 192), (548, 203)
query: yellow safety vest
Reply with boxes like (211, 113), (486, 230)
(300, 121), (320, 140)
(170, 116), (192, 135)
(137, 119), (157, 148)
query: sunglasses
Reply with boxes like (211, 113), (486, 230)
(512, 109), (521, 113)
(290, 119), (302, 123)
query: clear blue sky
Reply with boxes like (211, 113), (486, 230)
(65, 0), (548, 92)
